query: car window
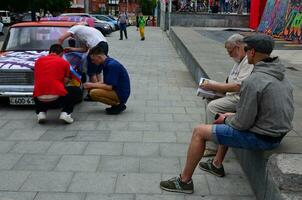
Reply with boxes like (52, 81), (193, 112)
(4, 26), (71, 51)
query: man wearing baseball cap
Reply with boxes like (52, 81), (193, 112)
(159, 34), (294, 194)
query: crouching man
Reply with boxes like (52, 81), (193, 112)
(160, 34), (294, 194)
(83, 46), (130, 115)
(33, 44), (82, 124)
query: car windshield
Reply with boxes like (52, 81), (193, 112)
(4, 26), (70, 51)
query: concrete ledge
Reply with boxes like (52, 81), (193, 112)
(168, 26), (302, 200)
(170, 13), (250, 28)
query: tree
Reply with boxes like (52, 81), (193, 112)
(138, 0), (157, 15)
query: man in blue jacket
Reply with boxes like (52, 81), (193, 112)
(83, 46), (130, 115)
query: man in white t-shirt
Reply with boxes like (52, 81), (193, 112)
(58, 25), (108, 101)
(200, 34), (254, 156)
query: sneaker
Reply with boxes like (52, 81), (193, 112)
(105, 104), (126, 115)
(59, 112), (74, 124)
(37, 112), (46, 124)
(199, 159), (225, 177)
(203, 148), (217, 157)
(160, 175), (194, 194)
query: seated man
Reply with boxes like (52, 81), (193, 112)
(160, 34), (294, 194)
(202, 34), (254, 156)
(33, 44), (82, 124)
(83, 46), (130, 115)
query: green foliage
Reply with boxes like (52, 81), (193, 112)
(138, 0), (157, 15)
(0, 0), (71, 13)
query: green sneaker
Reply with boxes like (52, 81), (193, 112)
(160, 175), (194, 194)
(199, 159), (225, 177)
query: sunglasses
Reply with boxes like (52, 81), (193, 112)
(244, 46), (253, 52)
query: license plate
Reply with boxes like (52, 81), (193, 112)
(9, 97), (35, 105)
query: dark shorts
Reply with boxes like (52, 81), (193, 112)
(212, 124), (281, 150)
(87, 41), (109, 76)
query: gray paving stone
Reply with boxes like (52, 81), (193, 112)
(35, 192), (84, 200)
(68, 172), (116, 193)
(10, 141), (52, 154)
(98, 156), (139, 172)
(158, 107), (186, 114)
(184, 196), (256, 200)
(176, 132), (192, 144)
(47, 142), (87, 155)
(85, 193), (134, 200)
(0, 171), (30, 191)
(115, 173), (161, 194)
(206, 174), (254, 195)
(0, 141), (15, 153)
(7, 129), (46, 141)
(0, 119), (8, 128)
(145, 114), (174, 122)
(96, 121), (129, 131)
(20, 171), (73, 192)
(85, 142), (123, 155)
(136, 194), (185, 200)
(123, 143), (160, 156)
(55, 155), (100, 172)
(1, 120), (36, 129)
(0, 129), (13, 140)
(173, 114), (203, 123)
(143, 131), (177, 143)
(159, 122), (192, 132)
(0, 192), (36, 200)
(65, 121), (98, 131)
(114, 113), (145, 122)
(140, 157), (180, 173)
(13, 154), (60, 171)
(39, 130), (77, 141)
(128, 122), (159, 131)
(0, 154), (22, 170)
(160, 143), (188, 157)
(108, 131), (143, 142)
(74, 131), (110, 141)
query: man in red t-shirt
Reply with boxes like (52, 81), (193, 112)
(33, 44), (81, 124)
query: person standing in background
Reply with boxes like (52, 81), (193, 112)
(118, 10), (128, 40)
(138, 12), (146, 41)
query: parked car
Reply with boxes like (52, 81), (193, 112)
(0, 21), (85, 105)
(60, 13), (113, 35)
(90, 14), (118, 30)
(0, 22), (4, 35)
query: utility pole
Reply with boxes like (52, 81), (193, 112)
(126, 0), (128, 13)
(84, 0), (89, 13)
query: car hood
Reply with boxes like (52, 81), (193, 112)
(0, 51), (48, 70)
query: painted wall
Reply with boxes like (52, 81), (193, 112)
(258, 0), (302, 42)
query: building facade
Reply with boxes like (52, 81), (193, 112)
(68, 0), (140, 16)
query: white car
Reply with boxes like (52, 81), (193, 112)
(0, 22), (4, 35)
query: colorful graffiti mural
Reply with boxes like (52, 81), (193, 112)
(258, 0), (302, 43)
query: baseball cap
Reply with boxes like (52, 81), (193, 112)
(243, 34), (275, 54)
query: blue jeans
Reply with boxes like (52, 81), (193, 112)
(212, 124), (281, 150)
(119, 23), (127, 39)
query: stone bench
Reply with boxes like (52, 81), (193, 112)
(168, 26), (302, 200)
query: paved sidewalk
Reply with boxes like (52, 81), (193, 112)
(0, 27), (255, 200)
